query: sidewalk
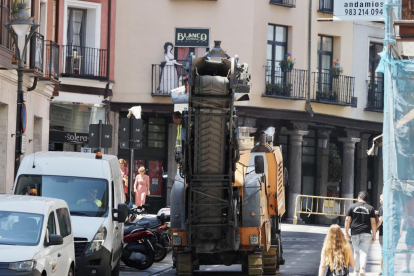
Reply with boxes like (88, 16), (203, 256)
(359, 238), (381, 276)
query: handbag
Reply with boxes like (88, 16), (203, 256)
(325, 265), (349, 276)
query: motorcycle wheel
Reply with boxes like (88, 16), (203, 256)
(135, 248), (155, 270)
(154, 242), (168, 262)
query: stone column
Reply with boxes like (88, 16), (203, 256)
(339, 134), (361, 200)
(316, 129), (331, 224)
(373, 147), (383, 209)
(355, 133), (371, 193)
(286, 122), (308, 223)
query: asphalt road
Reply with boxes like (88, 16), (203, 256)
(120, 223), (381, 276)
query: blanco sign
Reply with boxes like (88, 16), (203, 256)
(333, 0), (385, 21)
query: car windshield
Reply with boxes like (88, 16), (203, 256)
(0, 211), (43, 246)
(15, 175), (109, 218)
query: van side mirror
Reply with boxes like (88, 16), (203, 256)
(254, 155), (264, 174)
(114, 203), (128, 222)
(46, 234), (63, 246)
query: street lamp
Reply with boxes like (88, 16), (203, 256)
(4, 2), (39, 177)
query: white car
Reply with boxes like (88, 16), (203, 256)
(0, 195), (75, 276)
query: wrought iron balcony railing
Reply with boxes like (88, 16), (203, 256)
(366, 78), (384, 111)
(318, 0), (333, 13)
(312, 72), (355, 105)
(62, 45), (108, 79)
(29, 32), (44, 75)
(45, 40), (60, 80)
(264, 66), (307, 99)
(151, 63), (189, 95)
(269, 0), (296, 8)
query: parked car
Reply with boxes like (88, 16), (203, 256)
(13, 152), (128, 276)
(0, 195), (75, 276)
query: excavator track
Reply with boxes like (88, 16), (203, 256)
(263, 246), (279, 275)
(248, 252), (263, 276)
(177, 252), (193, 276)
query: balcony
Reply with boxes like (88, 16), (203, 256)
(39, 41), (60, 84)
(61, 45), (108, 80)
(25, 32), (44, 77)
(151, 63), (189, 96)
(365, 78), (384, 112)
(264, 66), (307, 99)
(269, 0), (296, 8)
(312, 72), (355, 106)
(318, 0), (333, 13)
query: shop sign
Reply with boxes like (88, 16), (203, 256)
(81, 147), (91, 153)
(49, 131), (89, 143)
(175, 28), (210, 47)
(21, 133), (26, 154)
(334, 0), (385, 21)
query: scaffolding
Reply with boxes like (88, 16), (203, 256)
(380, 1), (414, 274)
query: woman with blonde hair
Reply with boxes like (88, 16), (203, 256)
(134, 166), (150, 207)
(319, 224), (356, 276)
(119, 159), (128, 203)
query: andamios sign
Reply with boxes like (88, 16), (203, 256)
(334, 0), (385, 21)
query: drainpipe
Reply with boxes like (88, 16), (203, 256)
(306, 0), (314, 116)
(106, 0), (112, 80)
(28, 0), (38, 91)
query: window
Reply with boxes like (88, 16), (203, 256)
(0, 211), (43, 246)
(266, 25), (288, 87)
(15, 175), (109, 218)
(0, 0), (11, 49)
(67, 8), (86, 48)
(318, 0), (333, 13)
(367, 42), (384, 110)
(317, 35), (333, 92)
(47, 212), (57, 236)
(56, 208), (72, 237)
(53, 0), (58, 42)
(148, 118), (166, 148)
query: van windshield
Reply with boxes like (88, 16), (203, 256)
(0, 211), (43, 246)
(15, 175), (109, 218)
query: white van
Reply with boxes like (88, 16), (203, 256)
(13, 152), (128, 276)
(0, 195), (75, 276)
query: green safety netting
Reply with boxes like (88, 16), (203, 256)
(380, 1), (414, 274)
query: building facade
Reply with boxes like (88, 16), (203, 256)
(112, 0), (384, 218)
(48, 0), (116, 154)
(0, 0), (60, 194)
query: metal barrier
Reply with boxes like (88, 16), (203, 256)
(293, 195), (357, 225)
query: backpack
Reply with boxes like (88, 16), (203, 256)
(326, 266), (349, 276)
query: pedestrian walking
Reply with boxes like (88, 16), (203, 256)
(134, 166), (150, 207)
(173, 111), (183, 164)
(318, 224), (355, 276)
(400, 195), (414, 273)
(119, 159), (129, 203)
(345, 191), (377, 276)
(376, 194), (383, 275)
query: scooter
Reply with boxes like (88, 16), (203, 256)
(122, 206), (156, 270)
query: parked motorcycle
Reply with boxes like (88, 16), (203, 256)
(122, 206), (156, 270)
(126, 204), (171, 262)
(137, 213), (171, 262)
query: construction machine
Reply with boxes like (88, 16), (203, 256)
(169, 41), (286, 276)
